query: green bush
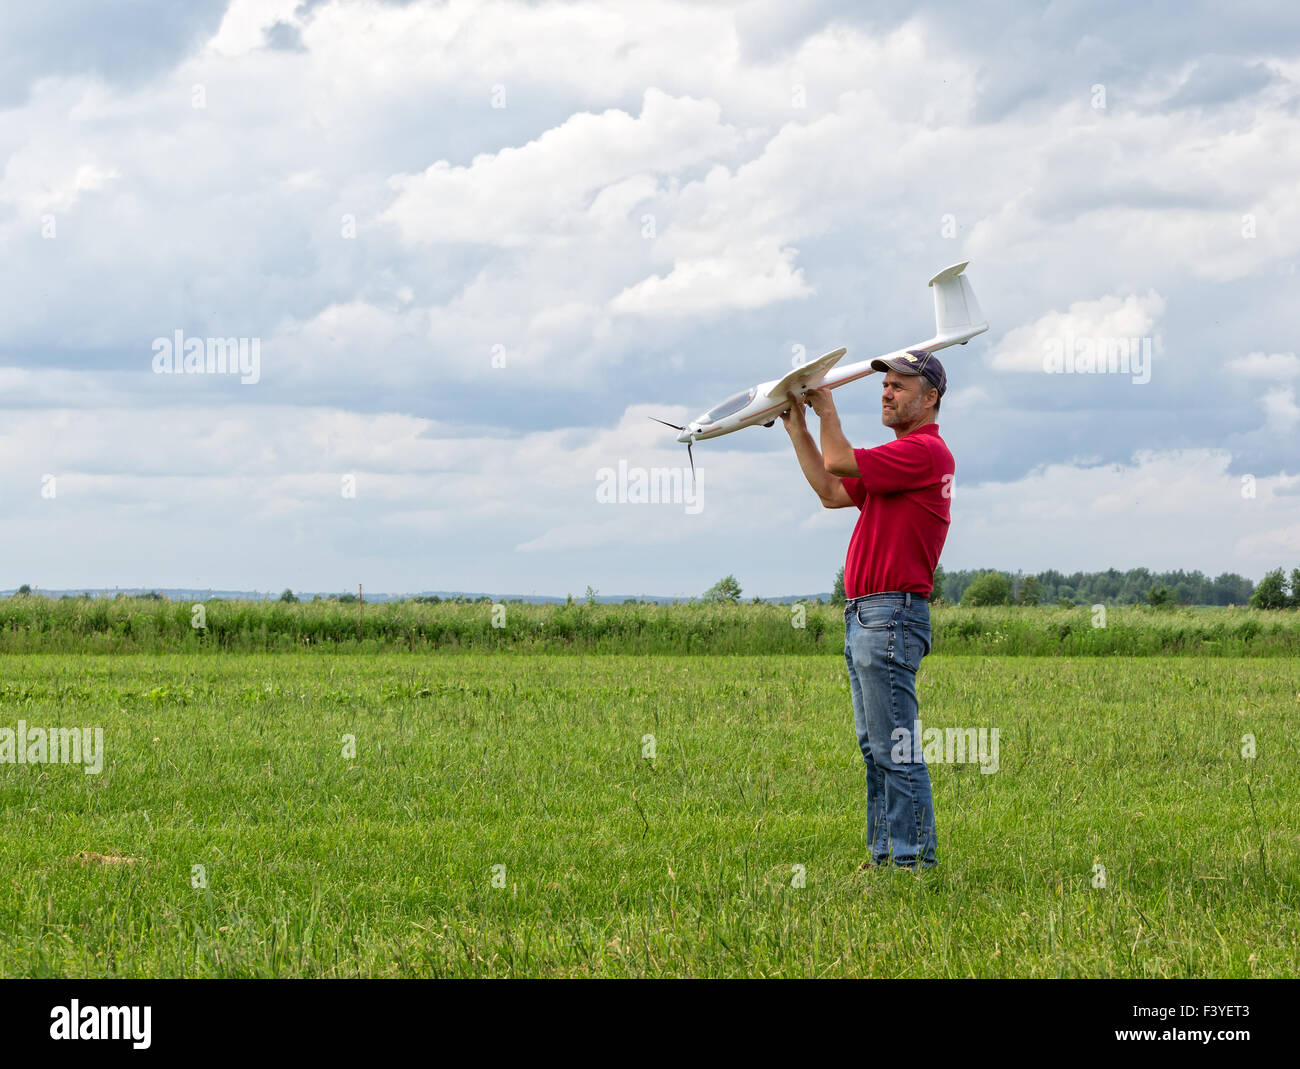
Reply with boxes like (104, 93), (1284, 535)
(962, 571), (1012, 606)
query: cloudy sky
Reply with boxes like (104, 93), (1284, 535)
(1, 0), (1297, 597)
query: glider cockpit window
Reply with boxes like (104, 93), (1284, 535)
(703, 387), (757, 423)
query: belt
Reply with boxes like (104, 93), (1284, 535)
(844, 591), (928, 608)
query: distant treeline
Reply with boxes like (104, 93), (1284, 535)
(936, 567), (1256, 607)
(0, 596), (1294, 656)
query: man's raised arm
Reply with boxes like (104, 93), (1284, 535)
(805, 386), (859, 478)
(781, 390), (853, 508)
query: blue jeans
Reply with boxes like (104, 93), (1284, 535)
(843, 592), (937, 867)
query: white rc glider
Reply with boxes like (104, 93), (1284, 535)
(650, 261), (988, 476)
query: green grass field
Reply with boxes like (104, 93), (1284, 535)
(1, 650), (1296, 977)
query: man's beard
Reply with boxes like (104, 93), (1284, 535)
(883, 400), (919, 426)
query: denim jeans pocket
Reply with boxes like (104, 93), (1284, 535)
(853, 605), (896, 630)
(899, 619), (931, 668)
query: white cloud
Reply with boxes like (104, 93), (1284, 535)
(950, 449), (1300, 576)
(944, 384), (991, 407)
(608, 241), (810, 317)
(0, 152), (119, 217)
(1227, 351), (1300, 379)
(1236, 522), (1300, 558)
(1260, 385), (1300, 432)
(206, 0), (303, 58)
(381, 89), (740, 247)
(989, 292), (1166, 374)
(5, 393), (1296, 593)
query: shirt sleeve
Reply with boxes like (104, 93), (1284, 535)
(840, 475), (868, 509)
(850, 436), (938, 495)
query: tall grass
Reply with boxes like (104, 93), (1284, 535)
(0, 596), (1296, 655)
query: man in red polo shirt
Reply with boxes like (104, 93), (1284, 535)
(781, 350), (953, 868)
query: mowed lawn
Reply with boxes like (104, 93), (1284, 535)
(0, 653), (1296, 977)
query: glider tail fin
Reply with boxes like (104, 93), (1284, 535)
(916, 261), (988, 353)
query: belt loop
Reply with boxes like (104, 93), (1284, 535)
(904, 592), (911, 609)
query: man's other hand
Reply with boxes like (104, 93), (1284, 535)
(805, 385), (835, 419)
(780, 390), (807, 433)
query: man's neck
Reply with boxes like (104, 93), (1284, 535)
(893, 414), (936, 439)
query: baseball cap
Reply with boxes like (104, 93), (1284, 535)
(870, 349), (947, 397)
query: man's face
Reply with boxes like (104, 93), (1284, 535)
(881, 373), (928, 428)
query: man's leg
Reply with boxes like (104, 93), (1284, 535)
(845, 617), (889, 863)
(845, 602), (936, 867)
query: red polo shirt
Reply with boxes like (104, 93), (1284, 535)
(839, 423), (953, 599)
